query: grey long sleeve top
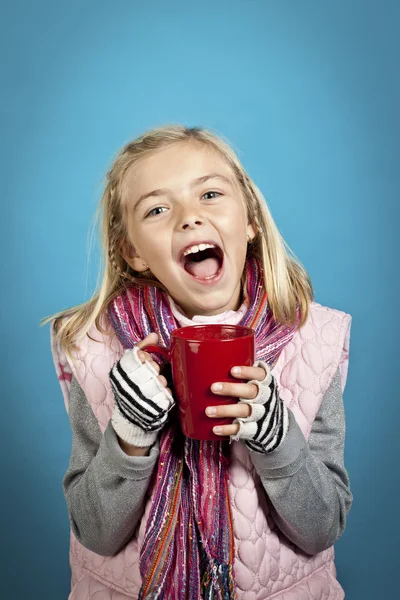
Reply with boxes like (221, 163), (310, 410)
(63, 366), (352, 557)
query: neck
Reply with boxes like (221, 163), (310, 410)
(169, 294), (248, 328)
(170, 281), (244, 320)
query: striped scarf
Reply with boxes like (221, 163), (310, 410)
(107, 257), (301, 599)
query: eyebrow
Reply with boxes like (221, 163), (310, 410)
(132, 173), (233, 213)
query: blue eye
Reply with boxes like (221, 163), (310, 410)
(146, 206), (167, 218)
(202, 191), (221, 200)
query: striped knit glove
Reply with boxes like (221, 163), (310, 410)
(230, 361), (289, 454)
(109, 346), (175, 448)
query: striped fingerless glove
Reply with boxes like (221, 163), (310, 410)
(230, 361), (289, 454)
(109, 346), (175, 448)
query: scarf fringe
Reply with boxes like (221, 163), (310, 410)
(201, 560), (236, 600)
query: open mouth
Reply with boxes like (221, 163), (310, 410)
(181, 244), (224, 281)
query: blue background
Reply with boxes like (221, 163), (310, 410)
(1, 1), (399, 598)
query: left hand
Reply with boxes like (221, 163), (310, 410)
(206, 364), (267, 436)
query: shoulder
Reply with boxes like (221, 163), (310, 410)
(302, 302), (352, 394)
(70, 312), (124, 362)
(307, 300), (352, 323)
(51, 310), (124, 382)
(301, 301), (352, 345)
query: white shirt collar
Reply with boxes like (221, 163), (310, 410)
(168, 296), (249, 328)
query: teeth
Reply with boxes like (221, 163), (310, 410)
(183, 243), (216, 257)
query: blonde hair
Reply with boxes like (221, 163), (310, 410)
(42, 124), (314, 357)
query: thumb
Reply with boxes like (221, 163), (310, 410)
(136, 332), (159, 350)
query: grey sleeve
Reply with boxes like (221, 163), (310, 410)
(62, 376), (160, 557)
(249, 366), (353, 555)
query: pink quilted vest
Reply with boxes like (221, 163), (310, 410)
(51, 300), (352, 600)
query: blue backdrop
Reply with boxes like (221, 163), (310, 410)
(1, 1), (399, 598)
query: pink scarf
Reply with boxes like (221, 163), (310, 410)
(108, 258), (301, 599)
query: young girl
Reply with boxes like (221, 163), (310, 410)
(47, 124), (353, 600)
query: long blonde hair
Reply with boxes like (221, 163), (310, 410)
(42, 124), (314, 357)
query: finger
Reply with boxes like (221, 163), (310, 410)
(137, 351), (160, 373)
(205, 403), (252, 419)
(212, 423), (240, 437)
(137, 350), (154, 362)
(211, 381), (258, 400)
(231, 365), (267, 381)
(157, 374), (168, 387)
(138, 353), (160, 371)
(136, 332), (159, 350)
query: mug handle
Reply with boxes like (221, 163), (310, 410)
(140, 343), (170, 362)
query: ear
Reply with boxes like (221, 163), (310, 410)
(120, 241), (149, 273)
(246, 222), (257, 242)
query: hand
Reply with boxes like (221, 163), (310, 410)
(206, 361), (289, 453)
(135, 333), (172, 397)
(206, 364), (267, 437)
(110, 333), (175, 448)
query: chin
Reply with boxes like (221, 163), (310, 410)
(187, 291), (241, 317)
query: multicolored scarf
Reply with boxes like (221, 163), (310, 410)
(107, 257), (301, 599)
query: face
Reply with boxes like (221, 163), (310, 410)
(121, 143), (256, 318)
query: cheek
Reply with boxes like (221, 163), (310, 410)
(145, 238), (173, 272)
(225, 215), (248, 240)
(131, 226), (167, 260)
(147, 244), (168, 266)
(226, 201), (247, 227)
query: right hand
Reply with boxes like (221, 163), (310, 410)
(135, 333), (172, 397)
(109, 333), (175, 448)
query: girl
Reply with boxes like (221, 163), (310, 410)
(46, 124), (353, 600)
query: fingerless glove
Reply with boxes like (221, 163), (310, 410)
(109, 346), (175, 448)
(230, 361), (289, 454)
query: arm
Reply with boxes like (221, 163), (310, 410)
(249, 366), (353, 555)
(63, 376), (159, 557)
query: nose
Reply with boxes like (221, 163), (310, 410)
(181, 217), (204, 230)
(178, 208), (205, 231)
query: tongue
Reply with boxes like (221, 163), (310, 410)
(185, 257), (220, 279)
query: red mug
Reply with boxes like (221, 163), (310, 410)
(142, 324), (255, 441)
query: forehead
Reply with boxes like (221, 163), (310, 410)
(122, 142), (238, 203)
